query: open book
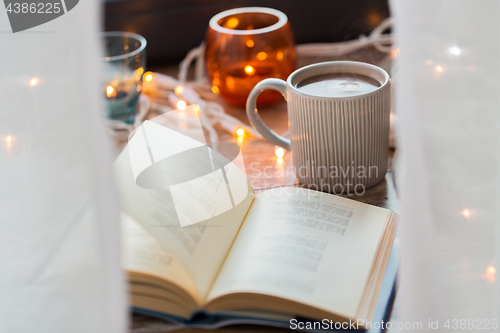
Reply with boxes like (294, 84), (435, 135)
(114, 142), (398, 331)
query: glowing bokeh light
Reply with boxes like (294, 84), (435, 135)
(244, 65), (255, 75)
(135, 68), (144, 80)
(106, 86), (116, 98)
(390, 48), (400, 59)
(174, 85), (184, 96)
(144, 72), (153, 82)
(275, 147), (285, 158)
(367, 12), (382, 27)
(176, 100), (187, 109)
(257, 52), (267, 61)
(487, 266), (496, 282)
(226, 18), (239, 29)
(449, 46), (461, 56)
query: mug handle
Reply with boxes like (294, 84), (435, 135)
(246, 78), (291, 151)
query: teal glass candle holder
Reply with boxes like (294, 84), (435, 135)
(102, 31), (147, 123)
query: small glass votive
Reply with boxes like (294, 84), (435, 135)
(102, 31), (147, 123)
(205, 7), (296, 106)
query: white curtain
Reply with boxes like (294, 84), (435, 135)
(0, 0), (127, 332)
(391, 0), (500, 329)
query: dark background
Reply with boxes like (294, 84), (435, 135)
(104, 0), (390, 66)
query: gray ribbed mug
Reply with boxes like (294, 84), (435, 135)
(246, 61), (391, 194)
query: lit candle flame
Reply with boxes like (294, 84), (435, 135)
(177, 100), (187, 109)
(6, 135), (12, 143)
(211, 86), (220, 94)
(246, 39), (254, 48)
(275, 147), (285, 158)
(106, 85), (116, 98)
(276, 51), (284, 60)
(462, 209), (470, 217)
(244, 65), (255, 75)
(236, 128), (244, 136)
(30, 78), (37, 86)
(435, 65), (443, 73)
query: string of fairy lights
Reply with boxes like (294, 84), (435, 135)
(139, 70), (289, 159)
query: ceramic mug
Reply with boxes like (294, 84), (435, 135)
(246, 61), (391, 194)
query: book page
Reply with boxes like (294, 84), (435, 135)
(114, 147), (254, 300)
(121, 213), (200, 303)
(207, 187), (390, 319)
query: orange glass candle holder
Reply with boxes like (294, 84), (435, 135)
(205, 7), (296, 106)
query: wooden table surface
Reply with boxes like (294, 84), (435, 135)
(130, 47), (399, 333)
